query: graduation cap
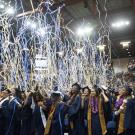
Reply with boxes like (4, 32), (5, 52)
(1, 84), (7, 91)
(101, 85), (108, 91)
(72, 83), (81, 91)
(124, 85), (133, 94)
(93, 85), (102, 95)
(51, 86), (64, 99)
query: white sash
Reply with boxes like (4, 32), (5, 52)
(31, 97), (35, 111)
(0, 97), (9, 108)
(40, 106), (47, 128)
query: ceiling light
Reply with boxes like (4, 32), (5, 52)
(76, 48), (83, 53)
(76, 26), (93, 36)
(128, 52), (131, 54)
(36, 27), (47, 37)
(57, 51), (64, 57)
(120, 41), (131, 48)
(26, 20), (31, 26)
(31, 23), (37, 29)
(0, 4), (4, 9)
(97, 44), (106, 51)
(6, 7), (15, 15)
(76, 28), (84, 36)
(25, 20), (37, 29)
(112, 20), (130, 28)
(125, 21), (130, 25)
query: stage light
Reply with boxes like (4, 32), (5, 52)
(6, 7), (15, 15)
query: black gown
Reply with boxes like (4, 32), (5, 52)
(49, 102), (68, 135)
(84, 96), (112, 135)
(20, 97), (33, 135)
(68, 95), (84, 135)
(124, 98), (135, 135)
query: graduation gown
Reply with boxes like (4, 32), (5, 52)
(47, 102), (68, 135)
(33, 99), (51, 135)
(68, 95), (82, 135)
(84, 96), (112, 135)
(3, 97), (22, 135)
(0, 98), (9, 135)
(20, 97), (33, 135)
(33, 105), (46, 135)
(124, 98), (135, 135)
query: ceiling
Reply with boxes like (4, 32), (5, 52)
(3, 0), (135, 59)
(61, 0), (135, 59)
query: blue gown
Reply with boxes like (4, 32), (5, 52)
(49, 102), (68, 135)
(124, 98), (135, 135)
(84, 97), (112, 135)
(2, 97), (22, 135)
(33, 99), (51, 135)
(68, 95), (83, 135)
(33, 105), (46, 135)
(20, 97), (33, 135)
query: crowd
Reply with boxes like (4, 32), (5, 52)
(128, 59), (135, 72)
(0, 82), (135, 135)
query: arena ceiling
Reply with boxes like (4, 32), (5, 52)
(3, 0), (135, 59)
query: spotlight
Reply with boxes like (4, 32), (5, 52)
(6, 7), (15, 15)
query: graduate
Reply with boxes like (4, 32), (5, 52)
(2, 87), (22, 135)
(67, 83), (82, 135)
(114, 85), (133, 135)
(80, 86), (91, 135)
(0, 88), (12, 135)
(44, 87), (68, 135)
(84, 85), (112, 135)
(20, 91), (33, 135)
(124, 96), (135, 135)
(33, 92), (48, 135)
